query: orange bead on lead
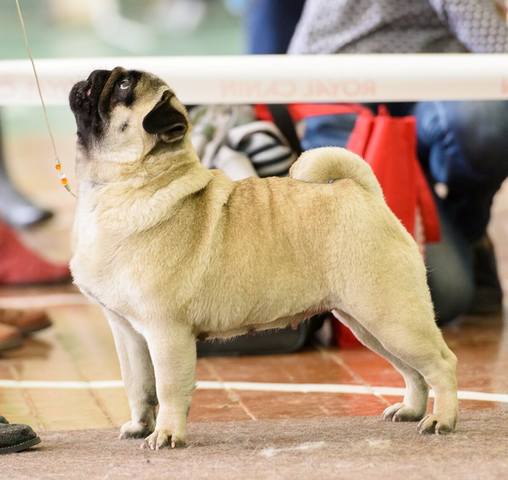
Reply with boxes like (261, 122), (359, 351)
(55, 163), (62, 171)
(60, 176), (68, 186)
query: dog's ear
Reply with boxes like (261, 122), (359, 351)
(142, 90), (187, 142)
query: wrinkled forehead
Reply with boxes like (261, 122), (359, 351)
(133, 71), (170, 97)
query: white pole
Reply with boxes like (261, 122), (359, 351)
(0, 54), (507, 106)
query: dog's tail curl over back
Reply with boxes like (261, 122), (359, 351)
(289, 147), (383, 197)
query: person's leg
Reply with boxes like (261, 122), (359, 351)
(415, 101), (508, 315)
(414, 101), (508, 242)
(0, 113), (53, 228)
(245, 0), (306, 54)
(425, 203), (475, 324)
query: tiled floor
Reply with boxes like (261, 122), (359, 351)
(0, 134), (507, 432)
(1, 304), (507, 431)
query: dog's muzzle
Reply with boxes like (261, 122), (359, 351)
(69, 69), (111, 118)
(69, 68), (126, 146)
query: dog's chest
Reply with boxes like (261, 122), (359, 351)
(72, 250), (130, 322)
(71, 208), (124, 310)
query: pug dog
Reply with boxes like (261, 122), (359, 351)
(69, 67), (458, 450)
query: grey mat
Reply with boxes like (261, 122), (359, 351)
(4, 410), (508, 480)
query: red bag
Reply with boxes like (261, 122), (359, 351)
(347, 106), (440, 244)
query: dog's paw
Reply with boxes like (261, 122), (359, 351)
(119, 420), (154, 439)
(417, 414), (456, 435)
(141, 429), (186, 450)
(383, 402), (425, 422)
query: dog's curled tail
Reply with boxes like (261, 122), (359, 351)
(289, 147), (383, 197)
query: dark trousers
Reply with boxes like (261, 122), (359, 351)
(245, 0), (305, 54)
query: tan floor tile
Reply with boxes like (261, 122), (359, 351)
(90, 389), (130, 428)
(190, 389), (253, 422)
(0, 389), (34, 422)
(26, 389), (114, 431)
(236, 391), (388, 420)
(201, 349), (358, 385)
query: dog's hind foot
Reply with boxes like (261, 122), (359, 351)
(383, 402), (425, 422)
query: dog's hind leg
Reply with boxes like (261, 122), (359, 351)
(340, 299), (458, 434)
(332, 310), (429, 422)
(105, 309), (157, 439)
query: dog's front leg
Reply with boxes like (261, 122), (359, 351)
(142, 322), (196, 450)
(105, 309), (157, 439)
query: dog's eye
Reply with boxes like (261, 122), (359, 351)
(119, 78), (131, 90)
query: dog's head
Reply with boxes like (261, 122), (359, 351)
(69, 67), (189, 167)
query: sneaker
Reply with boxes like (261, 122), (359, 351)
(0, 323), (23, 352)
(0, 309), (51, 336)
(0, 221), (70, 286)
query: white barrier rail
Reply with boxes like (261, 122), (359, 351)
(1, 54), (508, 106)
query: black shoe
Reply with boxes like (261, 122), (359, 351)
(468, 237), (503, 315)
(0, 421), (41, 454)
